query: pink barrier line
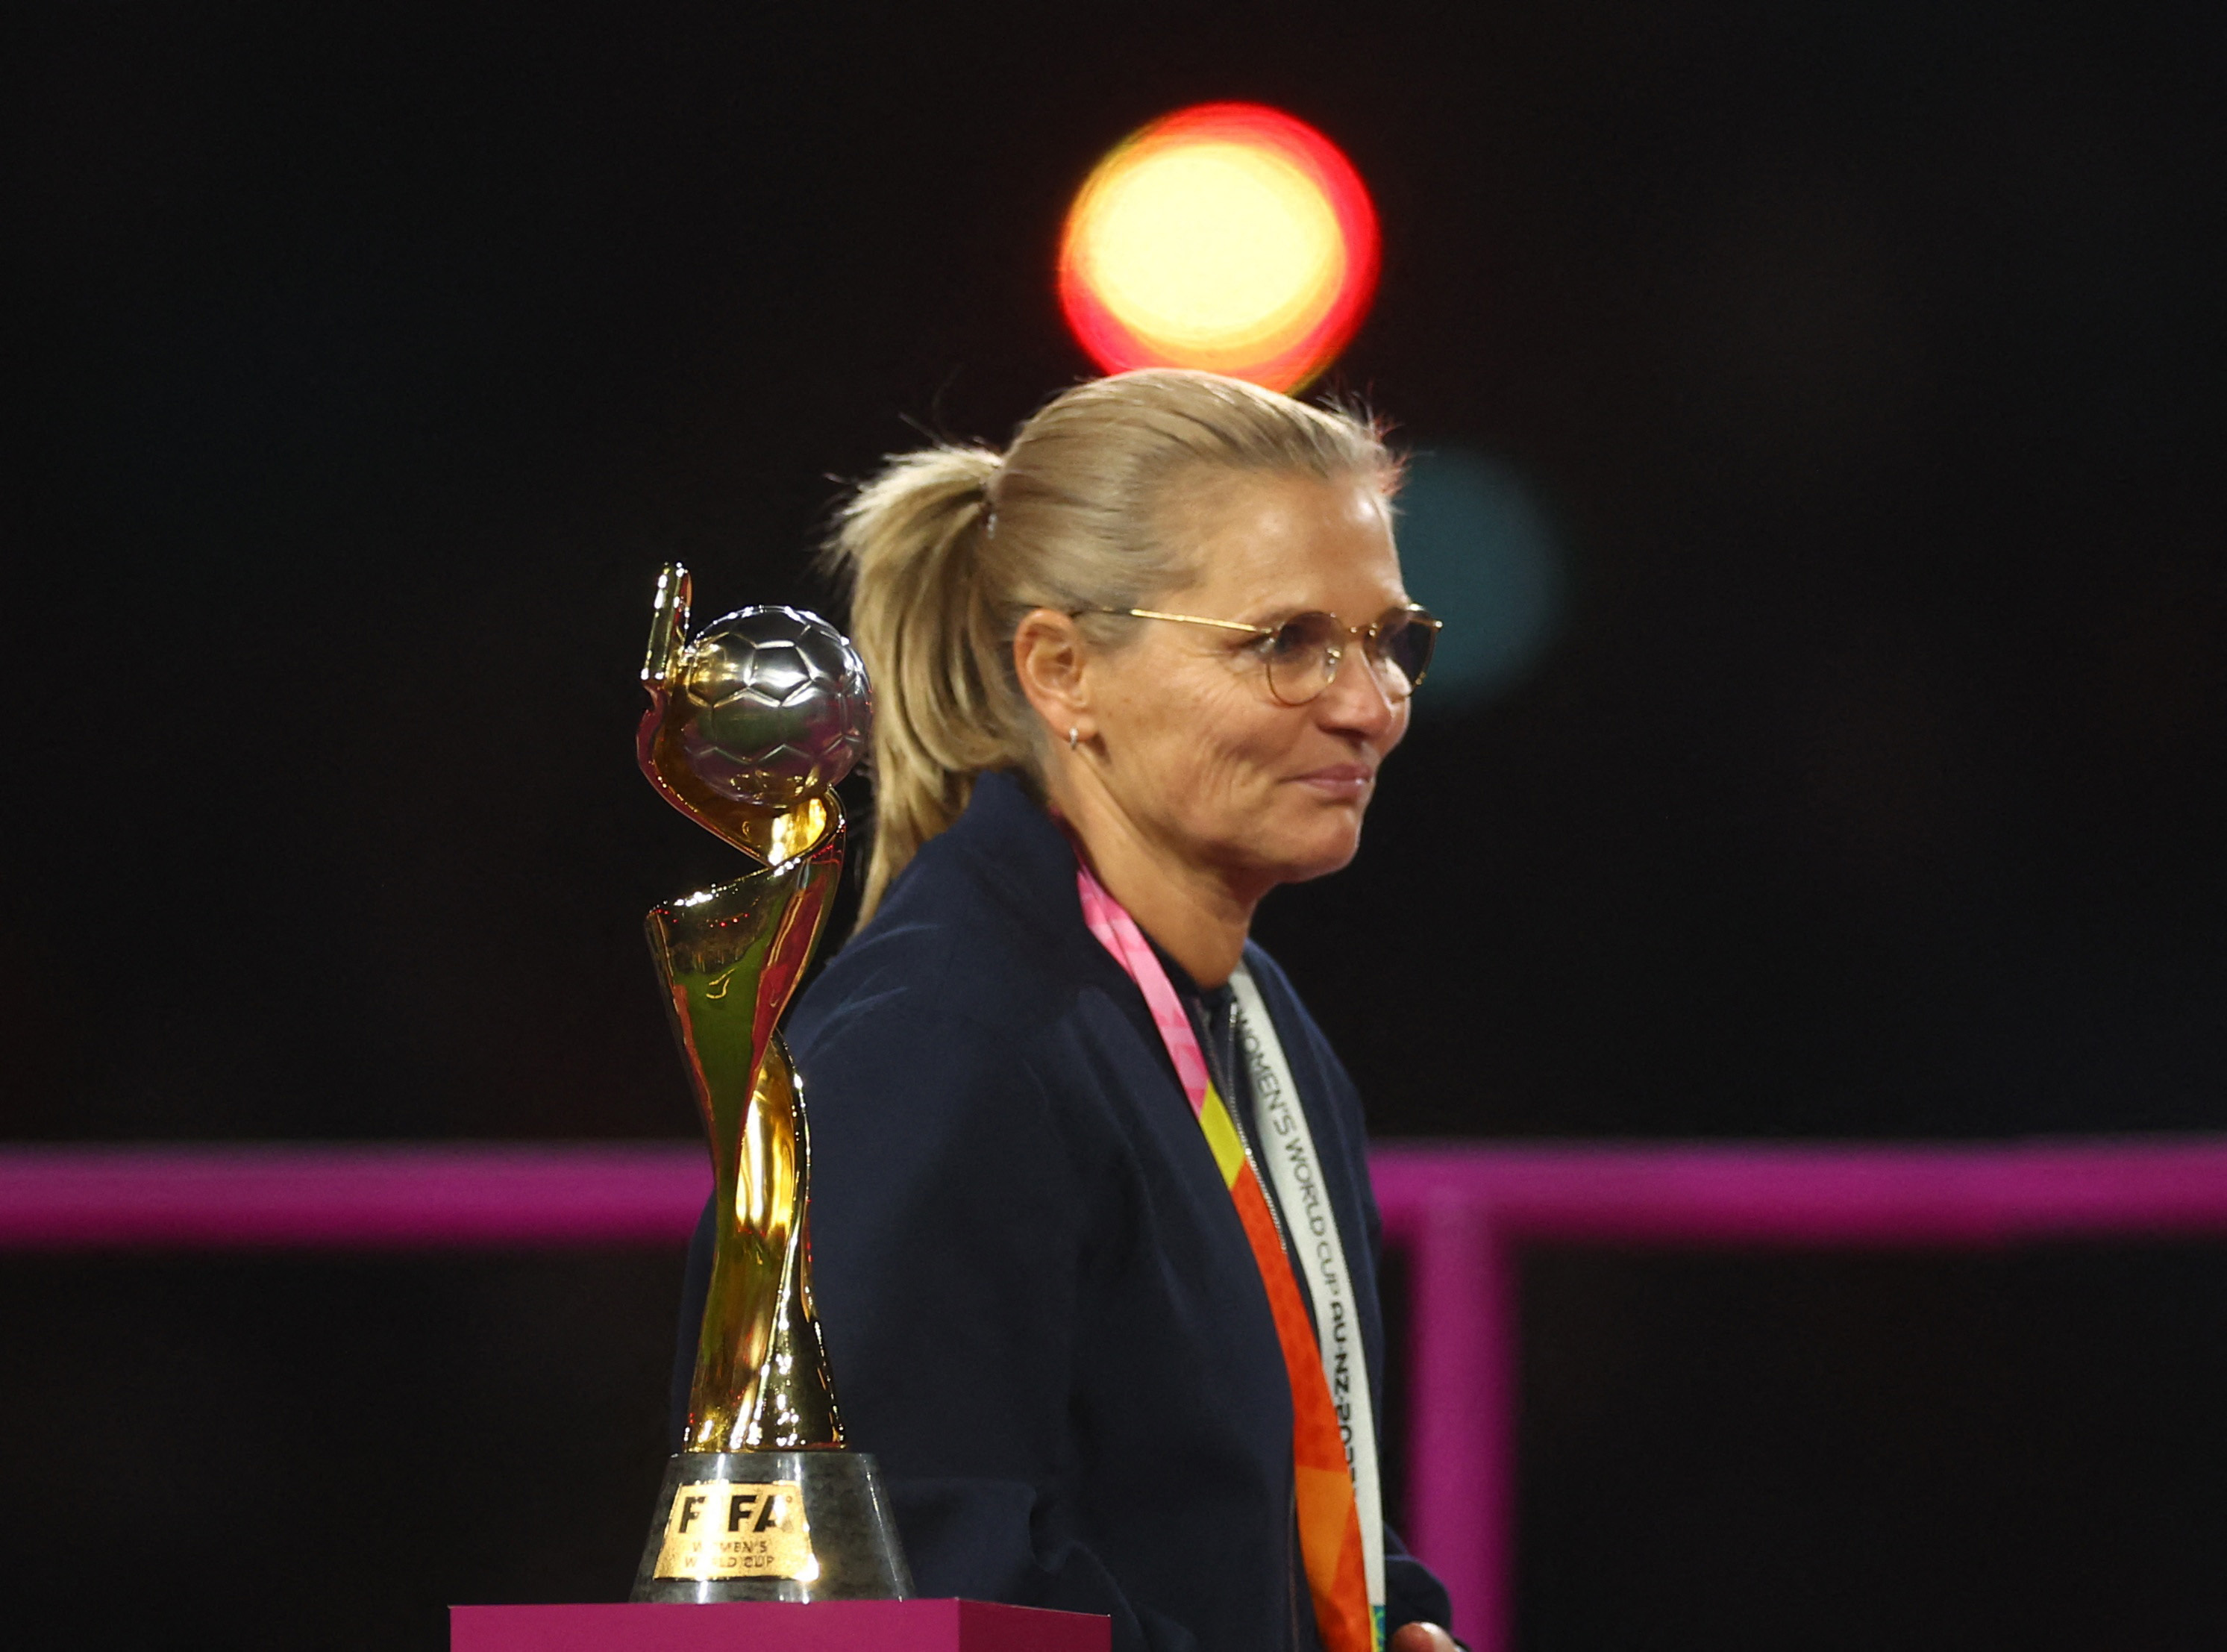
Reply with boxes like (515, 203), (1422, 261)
(11, 1137), (2227, 1651)
(0, 1142), (710, 1250)
(1369, 1137), (2227, 1248)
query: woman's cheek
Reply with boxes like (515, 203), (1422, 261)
(1382, 699), (1412, 755)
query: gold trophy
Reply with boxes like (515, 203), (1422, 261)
(628, 564), (912, 1603)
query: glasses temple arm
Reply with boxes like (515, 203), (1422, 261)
(1117, 608), (1273, 636)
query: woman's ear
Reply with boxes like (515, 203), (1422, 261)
(1012, 608), (1092, 739)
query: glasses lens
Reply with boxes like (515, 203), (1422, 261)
(1263, 613), (1340, 704)
(1376, 610), (1438, 695)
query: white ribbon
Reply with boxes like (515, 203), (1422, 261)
(1230, 964), (1387, 1634)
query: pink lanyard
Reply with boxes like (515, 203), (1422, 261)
(1071, 856), (1380, 1652)
(1074, 863), (1215, 1118)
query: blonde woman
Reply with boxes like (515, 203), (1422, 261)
(677, 370), (1459, 1652)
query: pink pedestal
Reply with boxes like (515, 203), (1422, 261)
(449, 1601), (1109, 1651)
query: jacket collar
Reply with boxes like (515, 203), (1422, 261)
(944, 766), (1259, 989)
(929, 768), (1090, 939)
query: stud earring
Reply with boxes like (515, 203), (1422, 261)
(1067, 726), (1080, 751)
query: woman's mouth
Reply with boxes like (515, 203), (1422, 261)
(1291, 763), (1376, 798)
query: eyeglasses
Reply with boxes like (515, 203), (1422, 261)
(1077, 603), (1444, 706)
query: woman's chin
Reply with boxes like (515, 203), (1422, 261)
(1259, 824), (1365, 886)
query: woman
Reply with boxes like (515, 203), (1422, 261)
(677, 369), (1459, 1651)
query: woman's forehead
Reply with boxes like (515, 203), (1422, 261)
(1166, 470), (1403, 608)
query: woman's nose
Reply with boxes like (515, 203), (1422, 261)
(1315, 643), (1401, 733)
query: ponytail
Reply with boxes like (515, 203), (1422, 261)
(826, 447), (1030, 919)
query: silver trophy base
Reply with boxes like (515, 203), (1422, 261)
(630, 1449), (912, 1603)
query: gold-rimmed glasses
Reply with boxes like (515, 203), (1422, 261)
(1077, 603), (1444, 706)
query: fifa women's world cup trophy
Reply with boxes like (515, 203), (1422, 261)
(629, 563), (912, 1603)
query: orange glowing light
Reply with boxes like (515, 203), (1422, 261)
(1058, 103), (1379, 392)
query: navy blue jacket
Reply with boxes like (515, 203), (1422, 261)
(674, 772), (1453, 1650)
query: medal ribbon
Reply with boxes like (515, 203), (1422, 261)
(1077, 863), (1379, 1652)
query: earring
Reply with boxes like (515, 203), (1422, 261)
(1067, 726), (1080, 751)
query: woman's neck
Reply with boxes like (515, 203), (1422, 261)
(1052, 783), (1259, 989)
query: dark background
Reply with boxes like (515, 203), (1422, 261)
(4, 2), (2222, 1647)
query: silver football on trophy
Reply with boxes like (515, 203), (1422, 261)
(677, 606), (871, 810)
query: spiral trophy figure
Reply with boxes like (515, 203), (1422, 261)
(629, 564), (911, 1603)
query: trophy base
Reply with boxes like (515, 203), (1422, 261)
(630, 1450), (912, 1603)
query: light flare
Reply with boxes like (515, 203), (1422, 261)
(1059, 103), (1379, 392)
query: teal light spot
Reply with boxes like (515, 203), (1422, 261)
(1394, 448), (1564, 707)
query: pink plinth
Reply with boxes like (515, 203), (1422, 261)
(449, 1600), (1109, 1651)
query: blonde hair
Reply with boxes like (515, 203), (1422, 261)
(826, 368), (1395, 920)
